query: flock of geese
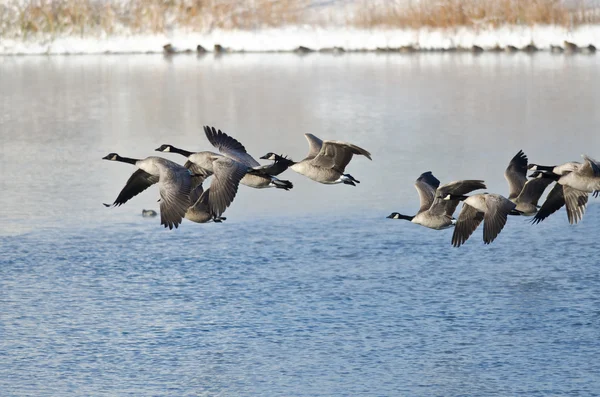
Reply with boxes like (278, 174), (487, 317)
(103, 126), (600, 247)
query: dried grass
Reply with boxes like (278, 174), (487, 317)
(0, 0), (309, 38)
(351, 0), (600, 29)
(1, 0), (599, 39)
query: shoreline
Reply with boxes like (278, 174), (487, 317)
(1, 25), (599, 56)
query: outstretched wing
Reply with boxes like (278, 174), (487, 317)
(204, 126), (260, 167)
(563, 186), (588, 224)
(414, 172), (440, 213)
(580, 155), (600, 177)
(158, 169), (192, 230)
(431, 180), (486, 217)
(505, 150), (528, 200)
(515, 177), (553, 206)
(105, 169), (159, 207)
(207, 157), (248, 218)
(452, 204), (484, 247)
(183, 160), (210, 190)
(311, 140), (372, 173)
(531, 183), (564, 224)
(304, 133), (324, 159)
(482, 195), (515, 244)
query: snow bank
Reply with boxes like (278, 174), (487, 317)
(1, 25), (600, 55)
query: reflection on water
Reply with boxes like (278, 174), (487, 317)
(1, 53), (600, 396)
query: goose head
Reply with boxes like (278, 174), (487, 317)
(155, 144), (173, 152)
(387, 212), (414, 221)
(260, 152), (279, 161)
(102, 153), (120, 161)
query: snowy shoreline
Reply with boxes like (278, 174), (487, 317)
(2, 25), (600, 55)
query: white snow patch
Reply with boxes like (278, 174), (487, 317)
(1, 25), (600, 55)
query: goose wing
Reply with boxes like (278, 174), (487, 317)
(451, 204), (484, 247)
(183, 160), (210, 190)
(563, 186), (588, 224)
(106, 169), (159, 207)
(505, 150), (528, 200)
(531, 183), (564, 224)
(189, 186), (211, 213)
(207, 157), (248, 218)
(189, 182), (205, 205)
(414, 171), (440, 213)
(431, 180), (486, 216)
(482, 194), (515, 244)
(204, 126), (260, 167)
(304, 133), (324, 159)
(311, 140), (372, 173)
(515, 177), (553, 206)
(580, 155), (600, 177)
(158, 169), (192, 230)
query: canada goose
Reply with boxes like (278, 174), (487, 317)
(154, 144), (220, 188)
(263, 133), (371, 185)
(504, 150), (553, 216)
(152, 147), (249, 219)
(386, 172), (486, 230)
(203, 126), (294, 190)
(157, 128), (293, 191)
(142, 209), (158, 217)
(530, 155), (600, 224)
(451, 193), (517, 247)
(102, 153), (193, 229)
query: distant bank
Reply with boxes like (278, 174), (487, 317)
(1, 25), (599, 55)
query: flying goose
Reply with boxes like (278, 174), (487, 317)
(102, 153), (193, 229)
(156, 127), (293, 190)
(530, 155), (600, 224)
(504, 150), (553, 216)
(451, 193), (517, 247)
(387, 172), (486, 230)
(203, 126), (294, 190)
(262, 133), (372, 185)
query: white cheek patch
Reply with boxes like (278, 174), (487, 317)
(164, 147), (171, 152)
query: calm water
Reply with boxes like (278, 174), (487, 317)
(1, 53), (600, 396)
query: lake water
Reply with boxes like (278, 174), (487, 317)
(1, 53), (600, 396)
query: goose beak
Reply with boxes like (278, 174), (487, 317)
(260, 154), (270, 160)
(102, 154), (112, 160)
(386, 214), (394, 218)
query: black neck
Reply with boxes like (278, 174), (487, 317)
(116, 156), (139, 165)
(275, 157), (296, 166)
(531, 164), (556, 172)
(170, 146), (194, 157)
(397, 214), (414, 221)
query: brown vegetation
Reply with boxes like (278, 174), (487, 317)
(351, 0), (600, 29)
(0, 0), (308, 38)
(1, 0), (598, 38)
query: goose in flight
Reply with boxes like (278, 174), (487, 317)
(261, 133), (371, 185)
(504, 150), (553, 216)
(530, 155), (600, 224)
(156, 127), (293, 191)
(451, 193), (518, 247)
(102, 153), (193, 229)
(203, 126), (293, 190)
(387, 172), (486, 230)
